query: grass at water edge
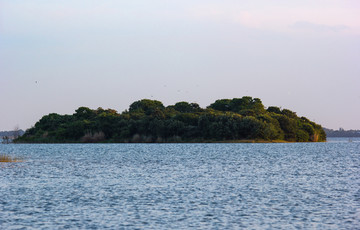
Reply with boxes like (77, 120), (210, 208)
(0, 154), (22, 162)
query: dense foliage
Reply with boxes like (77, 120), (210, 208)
(16, 97), (326, 143)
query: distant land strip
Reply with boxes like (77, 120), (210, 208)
(323, 128), (360, 137)
(15, 97), (326, 143)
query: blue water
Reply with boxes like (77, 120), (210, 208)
(1, 140), (359, 229)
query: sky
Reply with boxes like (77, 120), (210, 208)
(0, 0), (359, 131)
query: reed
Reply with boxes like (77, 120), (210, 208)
(0, 154), (21, 162)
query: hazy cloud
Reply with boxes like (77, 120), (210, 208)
(1, 1), (360, 130)
(290, 21), (349, 32)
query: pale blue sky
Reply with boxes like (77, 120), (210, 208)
(1, 0), (359, 130)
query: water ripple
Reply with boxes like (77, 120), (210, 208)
(0, 141), (359, 229)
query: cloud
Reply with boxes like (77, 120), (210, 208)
(186, 3), (359, 34)
(290, 21), (349, 32)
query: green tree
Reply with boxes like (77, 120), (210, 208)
(267, 106), (281, 114)
(16, 97), (326, 143)
(282, 109), (298, 119)
(208, 99), (232, 111)
(172, 102), (195, 113)
(273, 114), (297, 141)
(74, 107), (96, 119)
(230, 97), (265, 113)
(129, 99), (164, 115)
(238, 116), (265, 139)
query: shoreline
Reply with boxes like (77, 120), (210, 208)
(13, 139), (326, 144)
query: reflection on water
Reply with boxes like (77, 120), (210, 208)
(0, 142), (359, 229)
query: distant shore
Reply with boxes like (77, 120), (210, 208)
(13, 139), (324, 144)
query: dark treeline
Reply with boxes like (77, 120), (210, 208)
(16, 97), (326, 143)
(324, 128), (360, 137)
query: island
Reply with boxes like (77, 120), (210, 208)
(15, 97), (326, 143)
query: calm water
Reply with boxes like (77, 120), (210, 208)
(1, 139), (359, 229)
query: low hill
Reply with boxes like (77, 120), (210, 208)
(1, 130), (25, 143)
(15, 97), (326, 143)
(324, 128), (360, 137)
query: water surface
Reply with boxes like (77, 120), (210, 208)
(1, 141), (359, 229)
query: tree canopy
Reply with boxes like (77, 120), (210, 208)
(16, 96), (326, 143)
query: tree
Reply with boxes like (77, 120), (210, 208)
(296, 130), (310, 142)
(16, 97), (327, 143)
(267, 106), (281, 114)
(229, 97), (265, 113)
(282, 109), (297, 119)
(172, 102), (199, 113)
(74, 107), (96, 119)
(13, 125), (20, 139)
(273, 114), (297, 141)
(129, 99), (165, 115)
(2, 136), (10, 144)
(208, 99), (231, 111)
(238, 116), (265, 139)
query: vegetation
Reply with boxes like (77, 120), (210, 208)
(15, 97), (326, 143)
(0, 154), (22, 163)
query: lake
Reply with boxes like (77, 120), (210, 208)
(1, 139), (359, 229)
